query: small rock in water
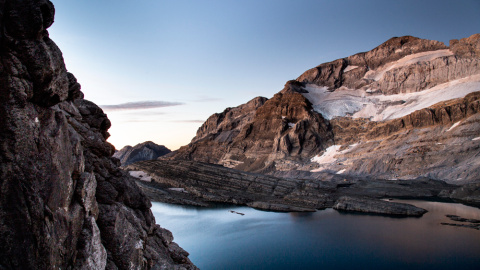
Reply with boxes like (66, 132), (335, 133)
(229, 210), (245, 216)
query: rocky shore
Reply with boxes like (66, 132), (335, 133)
(126, 159), (472, 216)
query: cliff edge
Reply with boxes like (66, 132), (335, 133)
(0, 1), (197, 269)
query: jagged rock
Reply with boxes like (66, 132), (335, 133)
(113, 141), (171, 166)
(0, 1), (197, 269)
(333, 196), (428, 216)
(450, 33), (480, 58)
(297, 36), (448, 90)
(170, 90), (333, 173)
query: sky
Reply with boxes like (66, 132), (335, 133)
(48, 0), (480, 151)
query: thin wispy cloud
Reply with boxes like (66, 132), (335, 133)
(100, 101), (184, 111)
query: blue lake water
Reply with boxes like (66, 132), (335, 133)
(151, 200), (480, 270)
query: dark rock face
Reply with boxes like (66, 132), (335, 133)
(0, 1), (197, 269)
(113, 141), (171, 166)
(333, 196), (428, 216)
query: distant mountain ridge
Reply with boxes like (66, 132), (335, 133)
(169, 34), (480, 184)
(114, 141), (171, 166)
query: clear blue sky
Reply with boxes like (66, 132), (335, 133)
(49, 0), (480, 150)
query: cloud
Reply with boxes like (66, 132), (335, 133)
(100, 101), (184, 111)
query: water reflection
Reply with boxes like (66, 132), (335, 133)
(152, 201), (480, 270)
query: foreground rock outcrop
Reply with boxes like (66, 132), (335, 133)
(0, 1), (197, 269)
(113, 141), (171, 166)
(168, 34), (480, 184)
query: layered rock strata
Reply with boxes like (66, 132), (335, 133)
(0, 1), (197, 269)
(113, 141), (171, 166)
(127, 159), (456, 214)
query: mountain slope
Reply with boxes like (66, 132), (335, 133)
(114, 141), (171, 166)
(169, 34), (480, 183)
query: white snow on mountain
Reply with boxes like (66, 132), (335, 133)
(344, 65), (359, 72)
(303, 74), (480, 121)
(363, 49), (453, 81)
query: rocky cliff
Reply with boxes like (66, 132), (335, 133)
(0, 1), (197, 269)
(114, 141), (171, 166)
(169, 34), (480, 183)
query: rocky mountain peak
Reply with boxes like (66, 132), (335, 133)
(450, 33), (480, 58)
(170, 34), (480, 182)
(114, 141), (171, 166)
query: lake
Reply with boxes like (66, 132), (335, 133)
(151, 200), (480, 270)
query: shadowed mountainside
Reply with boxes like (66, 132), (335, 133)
(113, 141), (171, 166)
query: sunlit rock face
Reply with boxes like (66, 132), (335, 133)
(0, 1), (197, 269)
(170, 34), (480, 183)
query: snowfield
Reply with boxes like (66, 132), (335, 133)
(303, 74), (480, 121)
(311, 144), (358, 169)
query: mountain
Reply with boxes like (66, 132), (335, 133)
(113, 141), (171, 166)
(169, 34), (480, 184)
(0, 1), (197, 269)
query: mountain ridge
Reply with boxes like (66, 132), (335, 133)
(168, 34), (480, 183)
(113, 141), (171, 166)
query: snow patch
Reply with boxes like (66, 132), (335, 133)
(303, 85), (370, 120)
(302, 74), (480, 121)
(336, 169), (346, 174)
(344, 65), (359, 72)
(311, 145), (342, 164)
(473, 137), (480, 141)
(288, 122), (296, 128)
(364, 49), (453, 81)
(447, 121), (461, 132)
(34, 117), (39, 123)
(129, 170), (152, 182)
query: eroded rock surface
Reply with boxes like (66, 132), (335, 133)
(0, 1), (197, 269)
